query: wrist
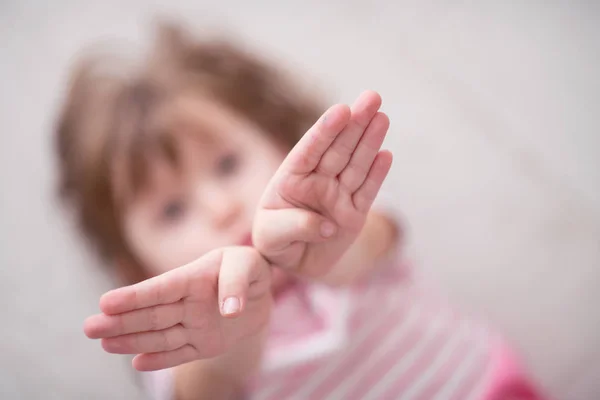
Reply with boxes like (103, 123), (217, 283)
(217, 323), (269, 382)
(173, 326), (268, 400)
(320, 211), (399, 286)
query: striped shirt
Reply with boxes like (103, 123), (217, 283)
(142, 259), (545, 400)
(244, 260), (544, 400)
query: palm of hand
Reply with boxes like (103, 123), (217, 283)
(255, 91), (392, 277)
(181, 276), (269, 357)
(277, 170), (364, 231)
(84, 247), (272, 371)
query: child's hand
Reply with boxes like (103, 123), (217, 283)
(253, 90), (392, 278)
(83, 247), (272, 371)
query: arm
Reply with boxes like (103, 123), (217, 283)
(320, 210), (399, 286)
(83, 247), (272, 397)
(173, 326), (267, 400)
(252, 90), (397, 284)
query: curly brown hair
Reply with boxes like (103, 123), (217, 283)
(54, 21), (325, 284)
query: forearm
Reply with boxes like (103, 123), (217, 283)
(173, 326), (268, 400)
(320, 210), (399, 286)
(173, 361), (238, 400)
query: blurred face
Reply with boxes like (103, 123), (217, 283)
(121, 96), (285, 278)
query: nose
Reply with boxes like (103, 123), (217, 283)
(200, 184), (242, 229)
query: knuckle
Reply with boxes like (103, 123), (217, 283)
(246, 248), (263, 268)
(240, 246), (264, 274)
(231, 245), (260, 263)
(135, 332), (145, 351)
(347, 160), (369, 178)
(242, 245), (260, 258)
(336, 138), (356, 155)
(154, 279), (164, 304)
(252, 227), (278, 254)
(160, 330), (171, 350)
(298, 211), (316, 233)
(251, 223), (268, 250)
(148, 307), (160, 331)
(118, 314), (127, 335)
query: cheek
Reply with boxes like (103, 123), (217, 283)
(249, 151), (285, 195)
(235, 159), (279, 211)
(124, 216), (216, 276)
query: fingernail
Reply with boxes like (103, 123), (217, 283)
(222, 297), (241, 315)
(320, 221), (337, 238)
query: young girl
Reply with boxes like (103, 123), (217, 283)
(55, 22), (547, 400)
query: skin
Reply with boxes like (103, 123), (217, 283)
(118, 94), (291, 290)
(84, 90), (399, 399)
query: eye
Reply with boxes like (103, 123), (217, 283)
(160, 197), (187, 223)
(216, 152), (240, 177)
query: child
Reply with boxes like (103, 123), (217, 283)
(55, 22), (546, 400)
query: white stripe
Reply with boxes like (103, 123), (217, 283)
(464, 360), (492, 400)
(356, 276), (410, 312)
(252, 295), (406, 400)
(432, 325), (487, 400)
(261, 286), (352, 373)
(464, 332), (495, 400)
(140, 369), (173, 400)
(401, 320), (470, 400)
(294, 300), (420, 399)
(250, 374), (283, 400)
(322, 303), (427, 400)
(361, 310), (451, 400)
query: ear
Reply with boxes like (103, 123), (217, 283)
(113, 255), (149, 286)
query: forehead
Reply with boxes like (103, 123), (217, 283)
(169, 94), (266, 148)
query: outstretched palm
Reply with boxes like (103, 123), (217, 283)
(253, 91), (393, 277)
(84, 247), (272, 371)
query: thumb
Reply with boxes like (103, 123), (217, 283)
(218, 247), (271, 318)
(252, 208), (337, 256)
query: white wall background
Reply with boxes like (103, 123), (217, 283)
(1, 1), (598, 399)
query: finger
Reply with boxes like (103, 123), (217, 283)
(280, 104), (351, 175)
(99, 273), (185, 316)
(217, 247), (271, 318)
(84, 301), (184, 339)
(352, 150), (393, 212)
(132, 344), (199, 371)
(99, 251), (221, 315)
(101, 324), (188, 354)
(253, 208), (336, 255)
(339, 112), (390, 192)
(317, 90), (382, 176)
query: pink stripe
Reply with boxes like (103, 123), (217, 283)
(346, 315), (443, 400)
(351, 267), (414, 309)
(305, 300), (413, 398)
(449, 350), (488, 400)
(288, 288), (416, 399)
(414, 335), (471, 400)
(255, 269), (417, 399)
(259, 361), (320, 400)
(350, 279), (398, 314)
(374, 322), (457, 400)
(358, 310), (459, 400)
(268, 287), (326, 341)
(476, 338), (546, 400)
(349, 284), (416, 333)
(314, 300), (443, 400)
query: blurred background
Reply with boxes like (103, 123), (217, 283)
(1, 1), (599, 399)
